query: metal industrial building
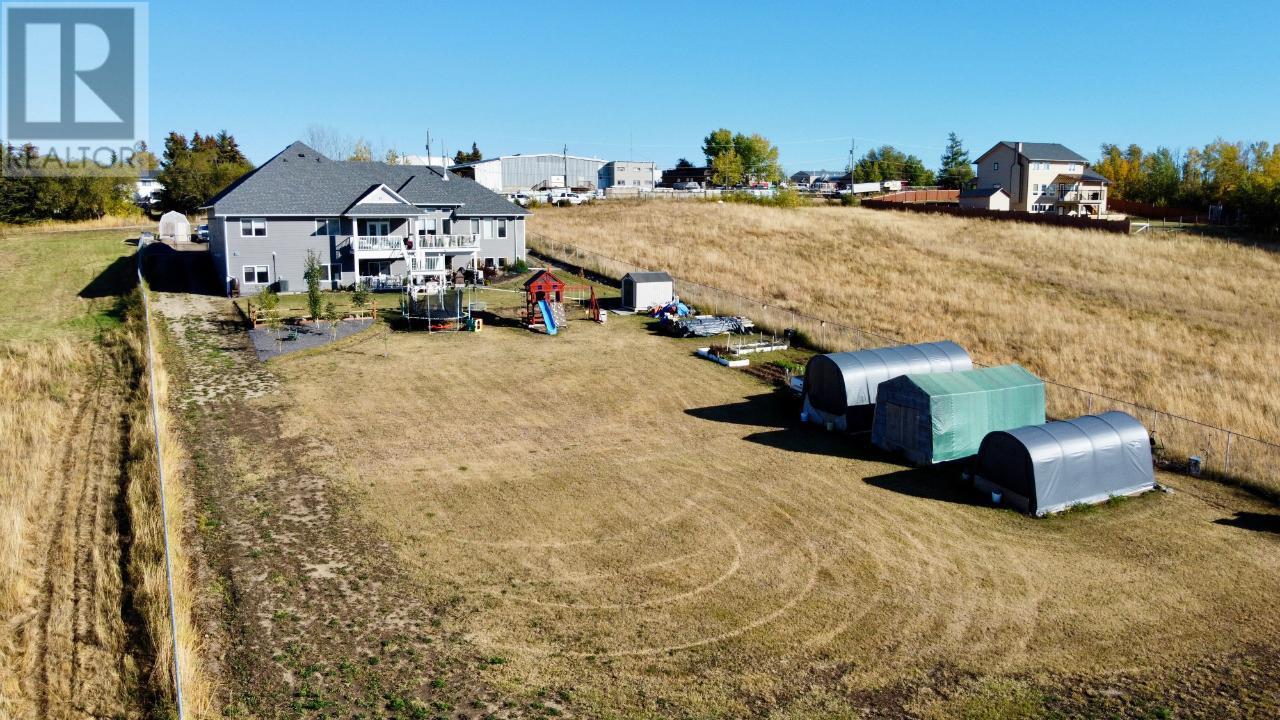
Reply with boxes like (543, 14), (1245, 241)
(601, 161), (659, 190)
(452, 154), (607, 193)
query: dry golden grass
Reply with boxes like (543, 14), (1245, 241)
(123, 297), (212, 719)
(0, 223), (209, 719)
(0, 213), (146, 238)
(267, 313), (1280, 717)
(529, 202), (1280, 444)
(0, 340), (83, 719)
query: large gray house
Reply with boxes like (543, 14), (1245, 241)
(202, 141), (529, 295)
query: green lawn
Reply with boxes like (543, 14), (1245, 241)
(0, 228), (139, 341)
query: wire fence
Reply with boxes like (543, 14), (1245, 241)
(135, 238), (187, 720)
(528, 232), (1280, 499)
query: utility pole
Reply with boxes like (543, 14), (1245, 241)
(563, 144), (568, 190)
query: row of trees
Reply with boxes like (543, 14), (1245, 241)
(156, 131), (254, 213)
(701, 129), (783, 186)
(849, 133), (975, 189)
(0, 145), (140, 223)
(1093, 140), (1280, 225)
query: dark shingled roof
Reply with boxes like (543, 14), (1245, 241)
(976, 141), (1089, 164)
(1081, 167), (1110, 184)
(623, 271), (673, 283)
(960, 187), (1008, 198)
(203, 141), (529, 217)
(344, 203), (423, 217)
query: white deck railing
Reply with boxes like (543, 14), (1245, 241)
(356, 235), (405, 251)
(416, 234), (479, 249)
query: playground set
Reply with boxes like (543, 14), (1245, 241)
(521, 269), (603, 335)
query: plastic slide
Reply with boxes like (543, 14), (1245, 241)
(538, 299), (558, 335)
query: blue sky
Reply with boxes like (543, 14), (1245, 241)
(148, 0), (1280, 169)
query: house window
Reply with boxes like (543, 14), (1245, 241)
(366, 260), (392, 276)
(242, 265), (269, 284)
(497, 219), (508, 238)
(1032, 183), (1039, 193)
(315, 218), (340, 236)
(618, 179), (626, 186)
(470, 218), (480, 235)
(421, 217), (435, 235)
(321, 264), (337, 282)
(484, 257), (495, 268)
(498, 257), (508, 268)
(992, 162), (999, 172)
(240, 218), (267, 237)
(441, 218), (451, 235)
(483, 219), (495, 239)
(1069, 163), (1078, 171)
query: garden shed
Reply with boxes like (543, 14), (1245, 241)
(158, 211), (190, 242)
(801, 341), (972, 431)
(972, 411), (1156, 516)
(872, 364), (1046, 465)
(621, 271), (674, 310)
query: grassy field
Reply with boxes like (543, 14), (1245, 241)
(253, 305), (1280, 718)
(0, 227), (202, 719)
(529, 202), (1280, 446)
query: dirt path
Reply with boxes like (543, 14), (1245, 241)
(20, 346), (146, 720)
(151, 292), (275, 405)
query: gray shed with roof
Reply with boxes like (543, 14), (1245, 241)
(972, 411), (1156, 516)
(621, 271), (674, 310)
(801, 341), (972, 432)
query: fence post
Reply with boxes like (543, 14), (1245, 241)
(1224, 432), (1233, 474)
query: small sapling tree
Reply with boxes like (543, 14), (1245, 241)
(303, 250), (324, 322)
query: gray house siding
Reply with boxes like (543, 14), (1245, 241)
(225, 216), (351, 294)
(208, 209), (228, 284)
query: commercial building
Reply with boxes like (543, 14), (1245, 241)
(451, 154), (607, 193)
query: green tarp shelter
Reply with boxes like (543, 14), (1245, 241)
(871, 364), (1046, 465)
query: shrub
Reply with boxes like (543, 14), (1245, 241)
(303, 250), (323, 320)
(351, 281), (370, 309)
(510, 258), (530, 274)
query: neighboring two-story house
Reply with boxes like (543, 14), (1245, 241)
(202, 141), (529, 295)
(972, 142), (1109, 217)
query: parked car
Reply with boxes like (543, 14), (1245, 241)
(196, 223), (209, 242)
(674, 181), (701, 191)
(511, 192), (535, 207)
(553, 193), (583, 206)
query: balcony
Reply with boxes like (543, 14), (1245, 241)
(1057, 190), (1104, 204)
(415, 234), (479, 250)
(355, 235), (405, 251)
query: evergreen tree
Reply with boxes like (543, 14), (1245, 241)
(156, 130), (254, 212)
(937, 132), (974, 189)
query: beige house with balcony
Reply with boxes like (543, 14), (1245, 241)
(972, 142), (1109, 217)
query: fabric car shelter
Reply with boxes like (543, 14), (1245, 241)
(158, 211), (190, 242)
(872, 364), (1046, 465)
(972, 411), (1156, 516)
(801, 341), (972, 431)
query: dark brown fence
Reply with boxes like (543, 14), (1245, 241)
(875, 189), (960, 203)
(1108, 197), (1212, 223)
(862, 199), (1132, 234)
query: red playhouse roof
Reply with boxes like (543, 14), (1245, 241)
(523, 269), (565, 291)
